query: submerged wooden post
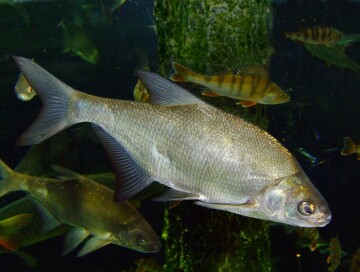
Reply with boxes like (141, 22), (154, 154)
(154, 1), (273, 271)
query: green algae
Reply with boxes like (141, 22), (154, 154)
(154, 0), (273, 271)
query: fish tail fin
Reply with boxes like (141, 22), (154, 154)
(0, 159), (15, 197)
(341, 137), (356, 156)
(170, 62), (198, 82)
(13, 56), (77, 146)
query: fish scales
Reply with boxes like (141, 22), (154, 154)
(73, 93), (298, 203)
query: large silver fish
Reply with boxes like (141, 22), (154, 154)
(13, 56), (331, 227)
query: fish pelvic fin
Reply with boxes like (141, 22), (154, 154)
(341, 137), (356, 156)
(77, 237), (111, 257)
(170, 62), (198, 82)
(13, 56), (77, 146)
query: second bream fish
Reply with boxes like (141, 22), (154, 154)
(13, 56), (330, 227)
(170, 62), (290, 107)
(0, 159), (161, 256)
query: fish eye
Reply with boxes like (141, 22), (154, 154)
(297, 201), (315, 216)
(139, 238), (146, 245)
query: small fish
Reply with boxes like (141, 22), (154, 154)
(0, 159), (161, 256)
(170, 62), (290, 107)
(350, 246), (360, 272)
(327, 235), (342, 272)
(295, 227), (320, 252)
(341, 137), (360, 160)
(296, 147), (319, 165)
(134, 79), (150, 103)
(14, 72), (37, 101)
(13, 56), (330, 227)
(285, 27), (342, 47)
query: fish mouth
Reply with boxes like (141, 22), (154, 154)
(312, 213), (332, 227)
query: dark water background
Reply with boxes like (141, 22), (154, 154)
(0, 0), (359, 271)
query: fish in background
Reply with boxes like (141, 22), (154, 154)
(285, 27), (342, 47)
(327, 235), (342, 272)
(14, 73), (37, 101)
(170, 62), (290, 107)
(134, 79), (150, 103)
(349, 246), (360, 272)
(286, 26), (360, 74)
(12, 56), (331, 227)
(59, 21), (99, 64)
(0, 159), (161, 256)
(341, 137), (360, 160)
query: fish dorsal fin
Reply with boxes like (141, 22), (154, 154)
(153, 188), (200, 201)
(51, 165), (83, 180)
(77, 237), (111, 257)
(62, 227), (89, 256)
(233, 65), (268, 78)
(137, 71), (206, 106)
(91, 124), (153, 202)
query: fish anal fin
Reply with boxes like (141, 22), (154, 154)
(236, 100), (257, 107)
(153, 188), (199, 201)
(77, 237), (111, 257)
(201, 90), (221, 97)
(62, 227), (89, 256)
(91, 125), (153, 202)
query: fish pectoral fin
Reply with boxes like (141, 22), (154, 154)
(137, 70), (206, 106)
(62, 227), (90, 256)
(77, 237), (112, 257)
(153, 188), (200, 201)
(201, 90), (221, 97)
(236, 100), (257, 107)
(91, 125), (153, 202)
(30, 197), (61, 233)
(194, 200), (259, 212)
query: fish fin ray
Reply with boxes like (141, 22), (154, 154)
(233, 65), (268, 77)
(153, 188), (200, 201)
(62, 227), (89, 256)
(137, 71), (206, 106)
(13, 56), (75, 145)
(91, 125), (153, 202)
(29, 197), (61, 233)
(77, 237), (111, 257)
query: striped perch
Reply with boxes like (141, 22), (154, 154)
(170, 62), (290, 107)
(285, 26), (342, 46)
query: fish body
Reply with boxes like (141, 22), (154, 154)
(13, 56), (331, 227)
(14, 72), (37, 101)
(286, 27), (342, 46)
(0, 160), (160, 256)
(341, 137), (360, 160)
(350, 246), (360, 272)
(170, 62), (289, 107)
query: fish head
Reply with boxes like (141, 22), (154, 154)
(262, 83), (290, 104)
(114, 219), (161, 253)
(262, 173), (331, 227)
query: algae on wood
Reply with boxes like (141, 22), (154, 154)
(154, 0), (273, 271)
